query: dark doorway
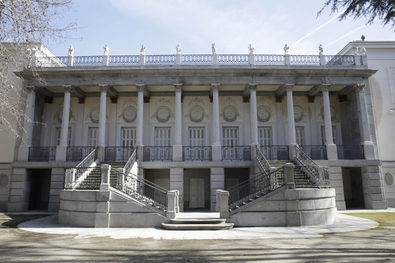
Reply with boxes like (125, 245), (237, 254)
(342, 167), (365, 209)
(27, 169), (51, 210)
(184, 169), (210, 211)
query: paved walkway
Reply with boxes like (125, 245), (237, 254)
(18, 211), (380, 240)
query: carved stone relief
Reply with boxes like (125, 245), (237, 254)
(156, 106), (171, 123)
(90, 107), (100, 123)
(122, 106), (137, 123)
(257, 105), (271, 122)
(189, 105), (205, 123)
(223, 105), (238, 122)
(294, 105), (304, 122)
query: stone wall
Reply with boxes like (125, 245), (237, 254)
(229, 188), (336, 227)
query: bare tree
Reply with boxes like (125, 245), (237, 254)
(0, 0), (75, 139)
(319, 0), (394, 26)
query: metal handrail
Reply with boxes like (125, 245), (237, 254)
(111, 168), (168, 213)
(227, 168), (284, 211)
(65, 148), (97, 189)
(222, 145), (251, 161)
(183, 146), (212, 161)
(28, 146), (56, 161)
(294, 145), (330, 187)
(123, 148), (137, 175)
(256, 147), (271, 174)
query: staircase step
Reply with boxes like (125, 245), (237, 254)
(161, 222), (234, 230)
(170, 218), (226, 224)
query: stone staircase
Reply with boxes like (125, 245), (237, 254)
(161, 213), (234, 230)
(76, 166), (118, 189)
(270, 161), (314, 188)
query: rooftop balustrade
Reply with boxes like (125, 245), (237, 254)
(34, 53), (363, 68)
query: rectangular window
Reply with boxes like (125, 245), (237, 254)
(258, 126), (273, 146)
(154, 127), (171, 146)
(88, 127), (98, 147)
(55, 127), (72, 146)
(222, 127), (239, 146)
(188, 127), (205, 146)
(320, 125), (337, 145)
(121, 127), (136, 147)
(295, 126), (305, 146)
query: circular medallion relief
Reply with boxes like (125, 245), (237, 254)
(223, 105), (238, 122)
(385, 172), (393, 186)
(320, 106), (337, 122)
(189, 105), (205, 123)
(156, 106), (171, 123)
(122, 106), (137, 123)
(257, 106), (271, 122)
(293, 105), (304, 122)
(90, 108), (100, 123)
(0, 174), (9, 188)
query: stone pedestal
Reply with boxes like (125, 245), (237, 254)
(326, 143), (338, 160)
(170, 168), (184, 211)
(212, 145), (222, 161)
(167, 190), (179, 219)
(210, 168), (224, 211)
(216, 190), (229, 218)
(363, 141), (375, 160)
(173, 145), (183, 161)
(55, 145), (67, 161)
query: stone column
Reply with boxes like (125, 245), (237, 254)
(356, 84), (375, 159)
(74, 100), (84, 146)
(56, 85), (71, 161)
(249, 83), (258, 159)
(211, 83), (222, 161)
(18, 86), (36, 161)
(286, 84), (297, 159)
(108, 99), (117, 147)
(97, 85), (107, 161)
(136, 84), (145, 160)
(173, 84), (183, 161)
(322, 85), (338, 160)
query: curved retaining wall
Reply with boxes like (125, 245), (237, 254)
(229, 188), (337, 227)
(59, 189), (167, 227)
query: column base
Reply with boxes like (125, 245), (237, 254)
(326, 143), (338, 160)
(172, 145), (183, 161)
(363, 141), (375, 159)
(288, 143), (297, 161)
(210, 167), (224, 211)
(56, 145), (67, 161)
(212, 144), (222, 161)
(96, 147), (105, 162)
(17, 146), (29, 161)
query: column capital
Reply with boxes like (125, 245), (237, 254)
(248, 83), (258, 90)
(211, 83), (220, 90)
(99, 84), (108, 92)
(25, 85), (36, 93)
(285, 83), (294, 91)
(174, 83), (183, 92)
(136, 83), (146, 92)
(62, 85), (72, 93)
(320, 83), (331, 92)
(355, 83), (365, 92)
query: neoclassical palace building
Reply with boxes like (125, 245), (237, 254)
(0, 41), (393, 228)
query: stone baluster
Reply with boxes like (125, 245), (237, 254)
(56, 85), (72, 161)
(211, 83), (221, 161)
(18, 86), (36, 161)
(356, 83), (375, 159)
(322, 84), (338, 160)
(173, 83), (183, 161)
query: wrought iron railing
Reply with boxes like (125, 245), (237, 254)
(66, 146), (95, 162)
(143, 146), (172, 161)
(111, 168), (168, 213)
(294, 145), (330, 187)
(222, 146), (251, 161)
(183, 146), (212, 161)
(300, 145), (327, 160)
(256, 147), (271, 175)
(64, 149), (97, 189)
(228, 168), (284, 211)
(28, 146), (56, 161)
(260, 145), (290, 160)
(337, 145), (365, 159)
(104, 146), (135, 162)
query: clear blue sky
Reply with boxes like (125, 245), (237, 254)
(48, 0), (394, 56)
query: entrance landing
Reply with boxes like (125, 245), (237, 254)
(175, 212), (220, 219)
(162, 212), (234, 230)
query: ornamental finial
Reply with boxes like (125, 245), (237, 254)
(248, 44), (254, 55)
(104, 44), (109, 55)
(140, 44), (146, 55)
(318, 44), (323, 55)
(176, 44), (182, 54)
(68, 45), (74, 56)
(284, 44), (289, 55)
(211, 43), (217, 55)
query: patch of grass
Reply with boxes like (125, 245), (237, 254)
(344, 212), (395, 227)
